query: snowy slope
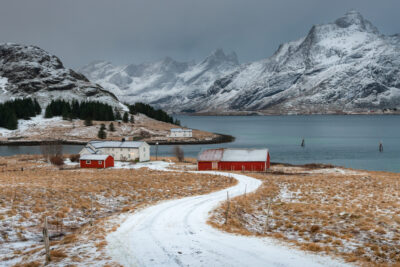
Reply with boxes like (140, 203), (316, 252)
(197, 10), (400, 114)
(84, 11), (400, 114)
(80, 49), (239, 111)
(0, 43), (125, 109)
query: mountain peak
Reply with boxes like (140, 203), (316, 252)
(204, 48), (239, 65)
(334, 10), (379, 33)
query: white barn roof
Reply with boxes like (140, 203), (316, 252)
(198, 148), (224, 161)
(88, 141), (146, 149)
(198, 148), (269, 162)
(80, 154), (111, 161)
(221, 149), (269, 162)
(171, 128), (192, 132)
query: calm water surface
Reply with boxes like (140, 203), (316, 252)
(159, 115), (400, 172)
(0, 115), (399, 172)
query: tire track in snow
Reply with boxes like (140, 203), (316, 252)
(107, 169), (351, 267)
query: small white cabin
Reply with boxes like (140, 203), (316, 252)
(169, 128), (192, 138)
(80, 141), (150, 162)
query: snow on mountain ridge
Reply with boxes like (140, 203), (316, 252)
(0, 43), (126, 110)
(79, 48), (240, 107)
(82, 11), (400, 114)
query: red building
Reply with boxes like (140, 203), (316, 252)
(80, 154), (114, 169)
(197, 148), (270, 172)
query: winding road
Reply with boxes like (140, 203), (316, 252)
(107, 169), (349, 267)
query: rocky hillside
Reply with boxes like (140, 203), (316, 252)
(83, 11), (400, 114)
(0, 43), (124, 109)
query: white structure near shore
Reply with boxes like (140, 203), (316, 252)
(80, 141), (150, 162)
(169, 128), (192, 138)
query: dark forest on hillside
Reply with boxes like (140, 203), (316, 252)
(128, 102), (180, 125)
(45, 99), (115, 121)
(0, 98), (41, 130)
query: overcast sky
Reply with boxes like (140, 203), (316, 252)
(0, 0), (398, 68)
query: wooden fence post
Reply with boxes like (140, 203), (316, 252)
(43, 216), (51, 264)
(224, 191), (230, 225)
(90, 194), (94, 226)
(264, 197), (272, 233)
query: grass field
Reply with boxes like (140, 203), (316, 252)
(209, 164), (400, 266)
(0, 155), (235, 266)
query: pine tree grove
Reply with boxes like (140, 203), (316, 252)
(45, 99), (115, 121)
(128, 102), (180, 125)
(0, 98), (41, 130)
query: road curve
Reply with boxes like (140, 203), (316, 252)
(106, 170), (349, 267)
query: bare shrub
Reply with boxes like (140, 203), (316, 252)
(41, 141), (63, 161)
(50, 155), (64, 166)
(69, 154), (80, 162)
(173, 146), (184, 162)
(50, 249), (67, 258)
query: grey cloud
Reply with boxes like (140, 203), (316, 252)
(0, 0), (398, 68)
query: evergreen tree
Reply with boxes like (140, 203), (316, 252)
(34, 99), (41, 115)
(130, 115), (135, 123)
(109, 122), (115, 132)
(98, 128), (107, 139)
(6, 111), (18, 130)
(1, 109), (18, 130)
(115, 110), (122, 121)
(84, 117), (93, 126)
(100, 123), (106, 130)
(44, 106), (53, 118)
(123, 112), (129, 123)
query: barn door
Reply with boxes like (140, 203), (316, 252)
(212, 162), (218, 170)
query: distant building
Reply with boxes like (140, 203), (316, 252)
(80, 154), (114, 169)
(197, 148), (270, 171)
(169, 128), (192, 138)
(80, 141), (150, 162)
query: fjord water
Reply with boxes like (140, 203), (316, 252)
(157, 115), (400, 172)
(0, 115), (399, 172)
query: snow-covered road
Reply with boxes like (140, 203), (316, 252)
(107, 169), (350, 267)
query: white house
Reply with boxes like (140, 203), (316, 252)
(80, 141), (150, 162)
(169, 128), (192, 138)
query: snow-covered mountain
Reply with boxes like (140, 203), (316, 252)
(79, 49), (239, 111)
(82, 11), (400, 114)
(0, 43), (125, 110)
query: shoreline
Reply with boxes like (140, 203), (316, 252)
(177, 111), (400, 116)
(0, 133), (235, 147)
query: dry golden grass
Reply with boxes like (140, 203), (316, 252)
(0, 154), (235, 266)
(209, 164), (400, 266)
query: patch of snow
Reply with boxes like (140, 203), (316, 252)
(113, 160), (172, 170)
(307, 168), (365, 175)
(0, 113), (65, 137)
(0, 76), (8, 94)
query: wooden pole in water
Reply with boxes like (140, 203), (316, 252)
(379, 141), (383, 152)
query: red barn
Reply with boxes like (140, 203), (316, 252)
(80, 154), (114, 169)
(197, 148), (270, 172)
